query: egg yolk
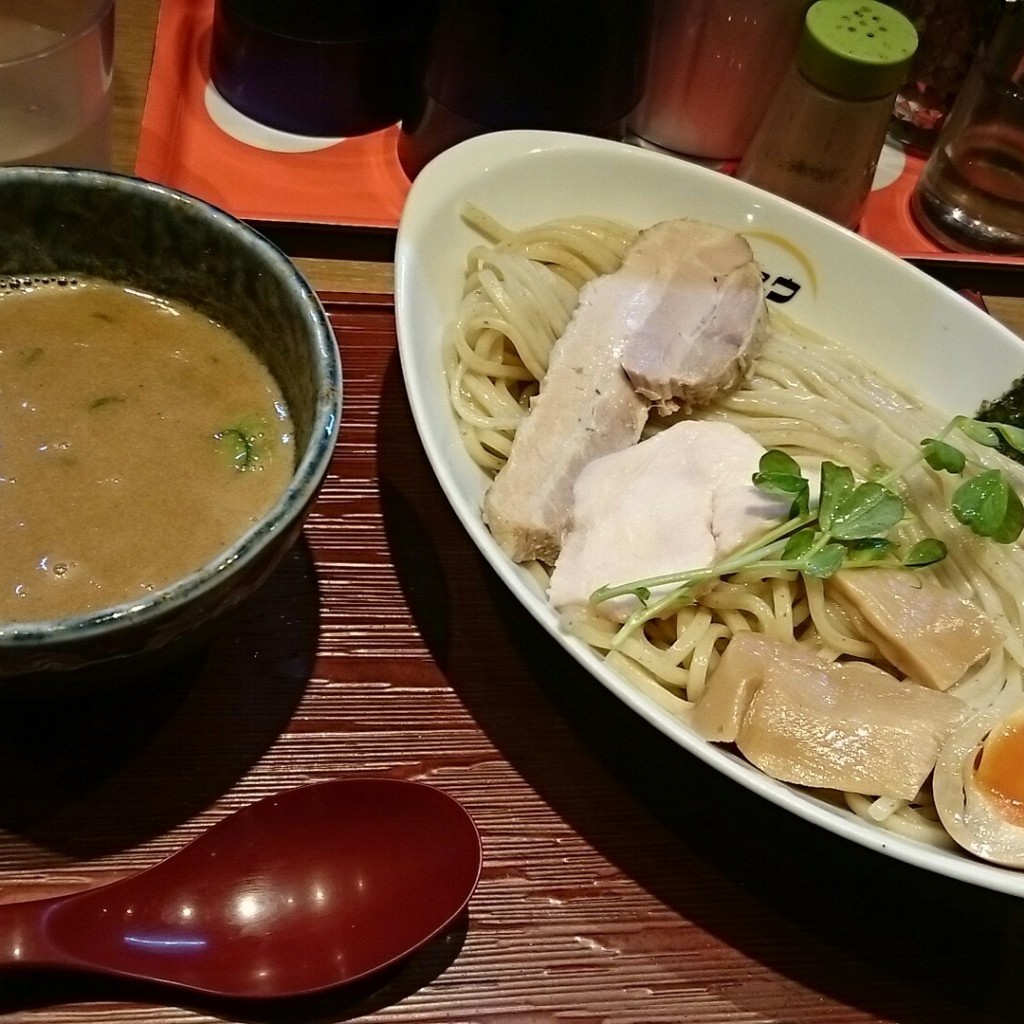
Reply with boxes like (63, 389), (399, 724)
(976, 715), (1024, 826)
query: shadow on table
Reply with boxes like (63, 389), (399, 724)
(0, 539), (320, 860)
(377, 353), (1024, 1024)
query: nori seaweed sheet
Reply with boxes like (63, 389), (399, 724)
(977, 374), (1024, 466)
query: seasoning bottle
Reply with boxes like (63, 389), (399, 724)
(737, 0), (918, 228)
(629, 0), (811, 161)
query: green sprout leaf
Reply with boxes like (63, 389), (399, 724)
(921, 437), (967, 474)
(955, 417), (1002, 449)
(753, 464), (806, 498)
(818, 461), (855, 532)
(952, 469), (1024, 542)
(827, 482), (905, 540)
(757, 450), (801, 477)
(844, 537), (897, 564)
(903, 538), (948, 567)
(754, 450), (809, 516)
(801, 543), (846, 579)
(782, 528), (816, 560)
(992, 423), (1024, 456)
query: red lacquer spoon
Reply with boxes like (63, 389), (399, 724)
(0, 779), (482, 999)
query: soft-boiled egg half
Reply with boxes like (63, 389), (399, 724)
(935, 704), (1024, 866)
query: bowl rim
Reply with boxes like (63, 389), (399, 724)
(0, 166), (342, 650)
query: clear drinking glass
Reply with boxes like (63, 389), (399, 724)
(912, 4), (1024, 254)
(0, 0), (115, 169)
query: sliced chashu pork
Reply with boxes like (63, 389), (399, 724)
(691, 633), (965, 801)
(483, 218), (767, 565)
(620, 221), (769, 414)
(547, 420), (790, 621)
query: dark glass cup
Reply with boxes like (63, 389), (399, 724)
(398, 0), (651, 178)
(210, 0), (434, 137)
(888, 0), (1004, 154)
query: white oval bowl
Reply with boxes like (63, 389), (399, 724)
(394, 129), (1024, 898)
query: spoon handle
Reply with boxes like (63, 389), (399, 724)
(0, 894), (76, 971)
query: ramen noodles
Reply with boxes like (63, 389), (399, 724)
(445, 205), (1024, 861)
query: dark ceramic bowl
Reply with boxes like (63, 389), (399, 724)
(0, 167), (341, 681)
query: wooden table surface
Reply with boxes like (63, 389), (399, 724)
(4, 4), (1024, 1023)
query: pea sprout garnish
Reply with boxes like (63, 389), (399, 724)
(591, 416), (1024, 649)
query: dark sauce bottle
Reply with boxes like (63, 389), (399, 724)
(210, 0), (436, 137)
(398, 0), (652, 179)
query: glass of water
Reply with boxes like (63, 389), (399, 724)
(912, 2), (1024, 254)
(0, 0), (115, 170)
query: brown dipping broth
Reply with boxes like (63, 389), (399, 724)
(0, 277), (295, 622)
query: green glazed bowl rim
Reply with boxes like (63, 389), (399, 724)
(0, 167), (342, 652)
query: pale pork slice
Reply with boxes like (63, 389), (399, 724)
(482, 269), (648, 564)
(547, 420), (790, 621)
(484, 219), (767, 564)
(692, 633), (966, 801)
(619, 220), (768, 415)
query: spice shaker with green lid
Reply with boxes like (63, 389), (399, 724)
(737, 0), (918, 228)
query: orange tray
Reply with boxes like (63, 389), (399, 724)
(136, 0), (1024, 285)
(135, 0), (411, 229)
